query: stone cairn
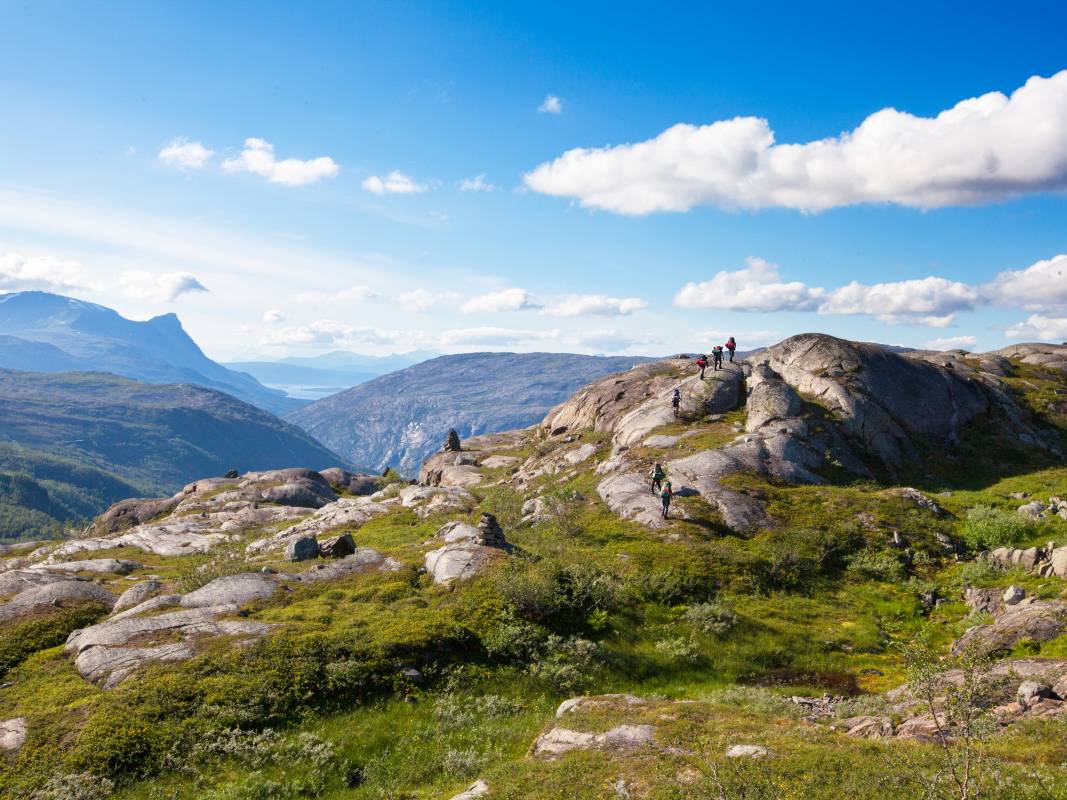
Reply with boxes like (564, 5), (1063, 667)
(444, 428), (462, 452)
(476, 513), (506, 547)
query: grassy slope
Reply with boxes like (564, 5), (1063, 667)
(1, 360), (1066, 799)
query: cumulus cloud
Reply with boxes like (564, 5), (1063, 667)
(396, 289), (462, 313)
(926, 335), (978, 350)
(158, 138), (214, 170)
(538, 94), (562, 114)
(222, 138), (340, 186)
(457, 174), (497, 192)
(0, 253), (85, 292)
(542, 294), (649, 317)
(262, 309), (284, 324)
(820, 276), (981, 326)
(361, 171), (427, 195)
(1004, 314), (1067, 342)
(986, 254), (1067, 312)
(674, 258), (824, 312)
(525, 71), (1067, 214)
(461, 288), (541, 314)
(295, 285), (377, 304)
(119, 271), (208, 302)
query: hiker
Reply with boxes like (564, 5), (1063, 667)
(712, 345), (724, 371)
(660, 480), (673, 519)
(649, 462), (665, 494)
(725, 337), (737, 363)
(695, 353), (708, 379)
(671, 388), (681, 417)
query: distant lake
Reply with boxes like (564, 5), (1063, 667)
(264, 383), (349, 400)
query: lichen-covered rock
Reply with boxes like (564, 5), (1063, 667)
(952, 601), (1067, 655)
(87, 496), (180, 535)
(531, 724), (655, 758)
(0, 718), (28, 753)
(0, 581), (115, 622)
(180, 573), (280, 609)
(449, 781), (489, 800)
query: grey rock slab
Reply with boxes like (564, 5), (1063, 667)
(481, 455), (519, 469)
(287, 548), (401, 583)
(109, 594), (181, 622)
(952, 601), (1067, 655)
(75, 641), (198, 689)
(0, 581), (115, 622)
(642, 434), (680, 448)
(425, 544), (498, 584)
(597, 472), (672, 529)
(556, 694), (646, 718)
(0, 568), (79, 596)
(180, 574), (279, 609)
(248, 497), (393, 555)
(260, 482), (336, 509)
(398, 485), (475, 518)
(563, 443), (598, 465)
(1018, 501), (1047, 519)
(726, 744), (769, 758)
(112, 580), (163, 614)
(31, 558), (141, 575)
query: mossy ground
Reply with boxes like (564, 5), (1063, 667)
(3, 361), (1067, 799)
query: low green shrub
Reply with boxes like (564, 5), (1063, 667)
(685, 601), (739, 636)
(654, 635), (701, 663)
(29, 773), (114, 800)
(0, 602), (108, 677)
(959, 505), (1032, 551)
(846, 547), (906, 583)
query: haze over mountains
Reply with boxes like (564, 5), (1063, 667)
(224, 351), (434, 400)
(285, 351), (657, 473)
(0, 292), (299, 414)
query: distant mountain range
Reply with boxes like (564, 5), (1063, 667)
(0, 291), (299, 414)
(224, 351), (437, 400)
(0, 368), (342, 539)
(285, 352), (656, 473)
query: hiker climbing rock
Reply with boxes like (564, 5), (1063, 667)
(649, 462), (665, 494)
(726, 337), (737, 363)
(696, 354), (708, 379)
(671, 388), (681, 417)
(660, 480), (673, 519)
(712, 345), (724, 371)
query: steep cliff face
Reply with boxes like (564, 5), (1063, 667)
(285, 352), (655, 473)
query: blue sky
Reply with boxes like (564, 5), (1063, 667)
(1, 0), (1066, 359)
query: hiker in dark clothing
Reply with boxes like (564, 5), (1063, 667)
(671, 388), (681, 417)
(649, 462), (665, 494)
(712, 345), (724, 370)
(725, 337), (737, 363)
(660, 480), (673, 518)
(696, 354), (708, 379)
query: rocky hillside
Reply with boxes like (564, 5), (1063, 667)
(286, 351), (655, 473)
(1, 335), (1067, 799)
(0, 369), (342, 539)
(0, 291), (298, 414)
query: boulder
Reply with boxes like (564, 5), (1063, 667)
(1003, 585), (1026, 606)
(398, 485), (475, 518)
(1018, 680), (1056, 707)
(531, 724), (655, 759)
(260, 482), (336, 509)
(0, 718), (27, 753)
(87, 496), (180, 535)
(449, 781), (490, 800)
(1018, 501), (1046, 520)
(319, 533), (356, 558)
(563, 443), (598, 465)
(0, 581), (115, 622)
(348, 475), (380, 496)
(725, 744), (769, 758)
(285, 536), (320, 562)
(424, 517), (512, 584)
(952, 601), (1067, 655)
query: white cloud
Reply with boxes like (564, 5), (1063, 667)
(396, 288), (462, 313)
(674, 257), (824, 311)
(926, 335), (978, 350)
(221, 138), (340, 186)
(820, 276), (981, 326)
(158, 138), (214, 170)
(458, 174), (497, 192)
(0, 253), (86, 292)
(542, 294), (649, 317)
(986, 254), (1067, 312)
(295, 285), (377, 304)
(361, 171), (428, 195)
(262, 309), (284, 324)
(440, 326), (559, 346)
(1004, 314), (1067, 342)
(538, 95), (563, 114)
(119, 271), (208, 303)
(461, 288), (541, 314)
(260, 319), (427, 350)
(525, 71), (1067, 214)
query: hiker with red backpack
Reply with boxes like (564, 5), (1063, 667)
(695, 354), (708, 379)
(725, 337), (737, 363)
(712, 345), (724, 371)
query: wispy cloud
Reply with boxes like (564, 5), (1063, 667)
(461, 288), (540, 314)
(158, 138), (214, 170)
(538, 94), (563, 114)
(458, 174), (497, 192)
(119, 271), (208, 303)
(361, 171), (427, 195)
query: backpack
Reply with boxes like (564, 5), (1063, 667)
(696, 355), (707, 365)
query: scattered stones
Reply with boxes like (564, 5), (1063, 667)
(1018, 680), (1056, 707)
(725, 744), (769, 758)
(285, 536), (320, 562)
(319, 533), (356, 559)
(894, 487), (943, 516)
(1018, 500), (1046, 520)
(835, 716), (893, 738)
(987, 542), (1067, 580)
